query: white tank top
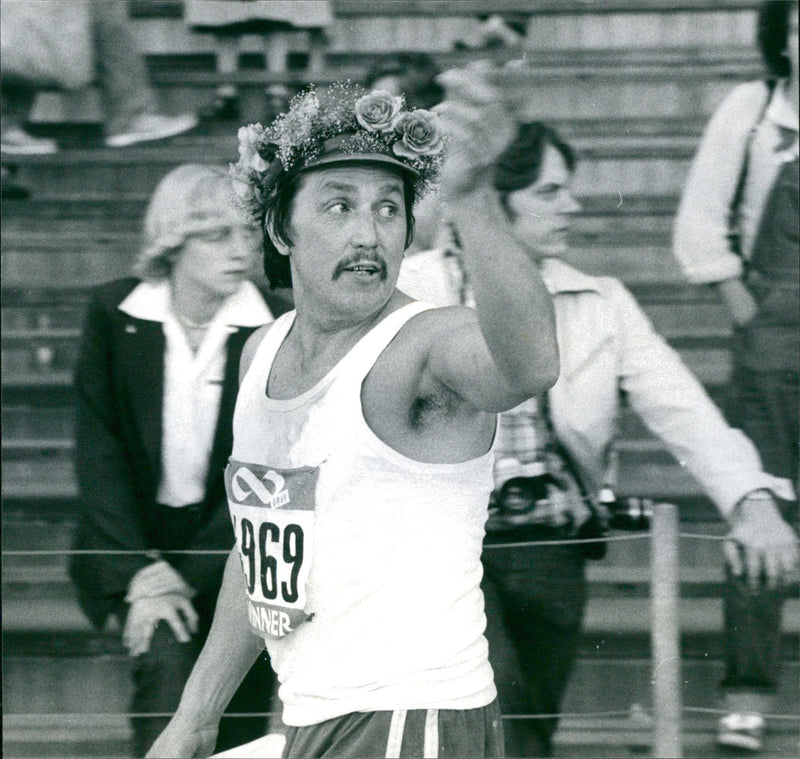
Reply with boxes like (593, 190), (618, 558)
(226, 302), (496, 726)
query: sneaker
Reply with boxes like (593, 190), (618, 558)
(1, 165), (30, 199)
(717, 712), (764, 752)
(1, 127), (58, 155)
(105, 112), (198, 148)
(199, 94), (240, 123)
(480, 14), (525, 48)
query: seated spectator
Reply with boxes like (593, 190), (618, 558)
(186, 0), (332, 122)
(364, 52), (445, 111)
(398, 121), (799, 758)
(69, 164), (287, 757)
(453, 13), (527, 51)
(0, 0), (197, 155)
(673, 2), (797, 749)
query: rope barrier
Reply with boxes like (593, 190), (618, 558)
(2, 549), (232, 556)
(2, 529), (742, 557)
(8, 707), (799, 721)
(484, 532), (651, 549)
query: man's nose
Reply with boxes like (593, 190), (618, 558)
(562, 191), (582, 214)
(350, 210), (379, 248)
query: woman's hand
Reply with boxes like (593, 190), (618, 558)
(123, 594), (199, 657)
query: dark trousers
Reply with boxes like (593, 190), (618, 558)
(481, 542), (586, 758)
(122, 594), (275, 757)
(723, 362), (799, 699)
(0, 82), (36, 130)
(726, 362), (799, 488)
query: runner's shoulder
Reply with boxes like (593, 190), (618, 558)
(240, 322), (276, 382)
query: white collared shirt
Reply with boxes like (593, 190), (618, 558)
(397, 251), (795, 516)
(673, 78), (799, 284)
(119, 279), (272, 507)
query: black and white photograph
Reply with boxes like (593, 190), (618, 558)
(1, 1), (798, 757)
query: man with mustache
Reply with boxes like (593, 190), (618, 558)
(147, 72), (559, 758)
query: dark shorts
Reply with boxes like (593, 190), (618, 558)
(282, 700), (504, 758)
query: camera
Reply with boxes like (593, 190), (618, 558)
(600, 488), (652, 531)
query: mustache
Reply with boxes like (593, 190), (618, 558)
(332, 250), (388, 281)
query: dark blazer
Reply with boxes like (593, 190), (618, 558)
(69, 277), (291, 628)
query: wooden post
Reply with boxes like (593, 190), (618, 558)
(650, 502), (682, 758)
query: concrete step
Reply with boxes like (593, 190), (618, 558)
(6, 715), (800, 759)
(1, 133), (700, 198)
(130, 0), (762, 18)
(5, 511), (796, 602)
(1, 453), (76, 501)
(125, 1), (762, 54)
(2, 406), (75, 441)
(16, 115), (712, 156)
(325, 46), (761, 73)
(0, 191), (682, 225)
(145, 70), (760, 124)
(5, 555), (764, 604)
(0, 443), (730, 514)
(0, 235), (689, 288)
(1, 370), (75, 391)
(2, 714), (132, 759)
(1, 271), (729, 338)
(3, 621), (797, 717)
(0, 337), (730, 396)
(2, 340), (80, 377)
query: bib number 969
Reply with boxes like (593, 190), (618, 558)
(238, 517), (304, 603)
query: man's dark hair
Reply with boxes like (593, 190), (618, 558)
(758, 1), (796, 78)
(493, 122), (576, 216)
(262, 165), (417, 289)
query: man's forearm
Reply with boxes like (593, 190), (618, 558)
(448, 188), (559, 394)
(175, 550), (265, 723)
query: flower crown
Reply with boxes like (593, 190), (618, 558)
(229, 81), (446, 223)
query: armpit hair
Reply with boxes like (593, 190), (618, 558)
(409, 388), (456, 431)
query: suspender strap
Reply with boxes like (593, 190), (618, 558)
(727, 79), (777, 258)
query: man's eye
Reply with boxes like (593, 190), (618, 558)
(202, 228), (232, 242)
(378, 204), (399, 219)
(328, 202), (348, 214)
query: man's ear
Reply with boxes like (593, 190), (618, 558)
(265, 216), (290, 257)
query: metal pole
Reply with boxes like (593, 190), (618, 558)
(650, 502), (682, 758)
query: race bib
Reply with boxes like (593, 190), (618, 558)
(225, 459), (319, 640)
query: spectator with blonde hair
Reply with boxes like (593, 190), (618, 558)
(69, 164), (285, 757)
